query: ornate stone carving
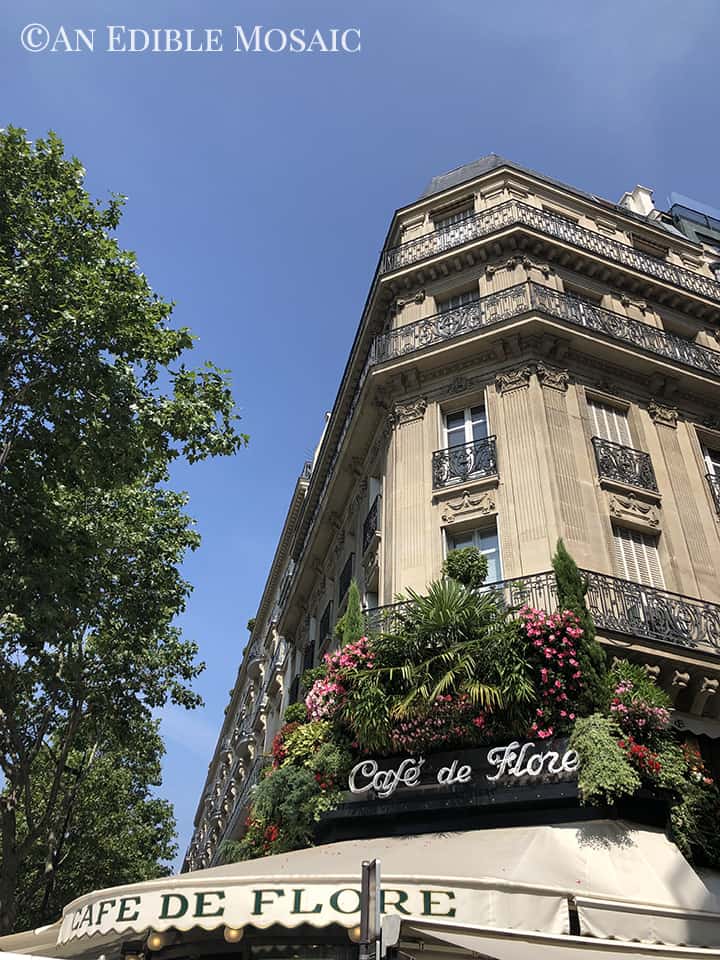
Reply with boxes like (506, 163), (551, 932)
(445, 375), (473, 397)
(389, 397), (427, 426)
(495, 366), (532, 394)
(608, 493), (660, 528)
(648, 400), (678, 428)
(536, 363), (570, 392)
(394, 289), (425, 313)
(441, 490), (496, 524)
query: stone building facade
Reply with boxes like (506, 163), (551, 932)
(184, 156), (720, 872)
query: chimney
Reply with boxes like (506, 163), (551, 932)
(619, 184), (658, 219)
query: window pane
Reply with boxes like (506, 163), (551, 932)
(588, 399), (631, 446)
(437, 290), (480, 314)
(470, 406), (488, 440)
(705, 448), (720, 475)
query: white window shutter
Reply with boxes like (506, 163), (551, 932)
(612, 525), (664, 588)
(588, 400), (632, 446)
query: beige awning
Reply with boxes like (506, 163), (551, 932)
(390, 917), (720, 960)
(1, 821), (719, 957)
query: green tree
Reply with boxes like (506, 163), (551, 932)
(13, 720), (176, 931)
(334, 579), (365, 645)
(0, 128), (247, 932)
(443, 546), (489, 589)
(552, 539), (607, 710)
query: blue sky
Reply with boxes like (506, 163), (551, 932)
(3, 0), (720, 869)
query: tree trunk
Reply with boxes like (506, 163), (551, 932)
(0, 802), (19, 935)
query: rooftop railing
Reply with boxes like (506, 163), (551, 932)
(381, 200), (720, 304)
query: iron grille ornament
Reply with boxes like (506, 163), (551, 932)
(366, 570), (720, 651)
(370, 282), (720, 379)
(591, 436), (658, 491)
(432, 436), (498, 487)
(381, 200), (720, 303)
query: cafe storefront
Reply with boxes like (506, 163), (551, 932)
(3, 740), (720, 959)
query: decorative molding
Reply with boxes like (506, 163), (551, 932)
(389, 397), (427, 426)
(536, 363), (570, 392)
(394, 289), (425, 313)
(441, 489), (496, 524)
(648, 399), (679, 428)
(608, 492), (660, 529)
(445, 375), (474, 397)
(495, 365), (533, 394)
(485, 254), (552, 280)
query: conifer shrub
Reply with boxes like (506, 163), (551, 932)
(552, 539), (607, 710)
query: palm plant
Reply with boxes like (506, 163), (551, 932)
(359, 577), (535, 722)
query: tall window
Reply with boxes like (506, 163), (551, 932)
(704, 445), (720, 477)
(447, 525), (501, 584)
(588, 398), (632, 446)
(612, 525), (664, 588)
(437, 289), (480, 314)
(445, 405), (488, 448)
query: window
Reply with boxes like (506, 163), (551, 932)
(338, 554), (354, 603)
(434, 207), (473, 231)
(587, 398), (632, 446)
(612, 525), (664, 588)
(704, 446), (720, 477)
(445, 405), (488, 448)
(319, 602), (332, 645)
(437, 289), (480, 314)
(447, 525), (501, 584)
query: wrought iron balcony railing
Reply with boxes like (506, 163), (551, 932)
(707, 473), (720, 514)
(591, 436), (658, 492)
(362, 494), (380, 554)
(370, 282), (720, 379)
(432, 436), (498, 487)
(366, 569), (720, 652)
(381, 200), (720, 304)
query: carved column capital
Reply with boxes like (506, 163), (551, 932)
(648, 399), (678, 428)
(536, 363), (570, 392)
(389, 397), (427, 427)
(495, 366), (533, 394)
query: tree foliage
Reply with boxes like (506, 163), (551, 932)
(13, 720), (176, 931)
(0, 127), (247, 932)
(552, 539), (606, 710)
(443, 547), (489, 589)
(334, 580), (365, 646)
(569, 714), (641, 806)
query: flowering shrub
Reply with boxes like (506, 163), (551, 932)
(618, 736), (662, 778)
(389, 694), (486, 753)
(520, 607), (584, 739)
(271, 721), (301, 767)
(305, 636), (375, 721)
(683, 743), (714, 787)
(610, 679), (670, 742)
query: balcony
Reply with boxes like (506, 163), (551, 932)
(367, 570), (720, 654)
(591, 436), (658, 492)
(370, 282), (720, 380)
(381, 200), (720, 304)
(432, 436), (498, 488)
(362, 494), (380, 555)
(707, 473), (720, 514)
